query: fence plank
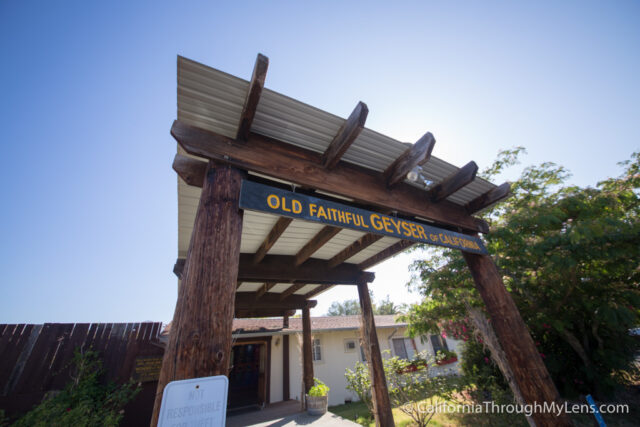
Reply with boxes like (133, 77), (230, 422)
(0, 325), (30, 393)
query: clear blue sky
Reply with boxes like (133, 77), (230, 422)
(1, 1), (638, 323)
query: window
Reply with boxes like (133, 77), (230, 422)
(392, 338), (417, 360)
(430, 334), (449, 354)
(344, 339), (357, 353)
(312, 338), (322, 361)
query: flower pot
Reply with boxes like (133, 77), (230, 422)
(436, 356), (458, 366)
(306, 394), (328, 416)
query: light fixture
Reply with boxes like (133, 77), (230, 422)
(407, 166), (422, 182)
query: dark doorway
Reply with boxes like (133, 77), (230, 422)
(228, 340), (269, 409)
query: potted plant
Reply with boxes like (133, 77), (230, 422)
(435, 349), (458, 365)
(306, 378), (330, 415)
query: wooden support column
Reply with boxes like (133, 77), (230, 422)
(302, 306), (314, 403)
(283, 313), (290, 400)
(357, 279), (394, 427)
(151, 161), (244, 426)
(462, 252), (573, 427)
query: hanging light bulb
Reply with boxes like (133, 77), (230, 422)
(407, 165), (422, 182)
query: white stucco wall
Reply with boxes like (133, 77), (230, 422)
(265, 326), (462, 407)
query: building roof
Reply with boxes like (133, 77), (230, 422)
(162, 315), (406, 336)
(175, 55), (504, 304)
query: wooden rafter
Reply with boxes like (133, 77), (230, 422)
(427, 161), (478, 202)
(173, 258), (186, 279)
(174, 255), (373, 284)
(466, 182), (511, 213)
(255, 282), (277, 300)
(238, 254), (375, 284)
(236, 292), (315, 310)
(236, 308), (297, 318)
(383, 132), (435, 188)
(253, 217), (293, 264)
(327, 233), (383, 268)
(303, 284), (334, 299)
(357, 239), (415, 270)
(173, 154), (207, 187)
(279, 283), (307, 300)
(237, 53), (269, 141)
(294, 226), (341, 266)
(172, 120), (489, 233)
(321, 101), (368, 169)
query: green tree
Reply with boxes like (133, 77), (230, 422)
(327, 291), (406, 316)
(404, 150), (640, 398)
(327, 299), (361, 316)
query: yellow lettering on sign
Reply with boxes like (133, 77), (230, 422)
(267, 194), (279, 209)
(317, 206), (328, 220)
(370, 214), (383, 231)
(360, 215), (369, 228)
(416, 225), (427, 240)
(345, 212), (353, 225)
(309, 204), (317, 216)
(292, 199), (302, 214)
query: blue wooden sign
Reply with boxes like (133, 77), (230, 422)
(239, 180), (488, 254)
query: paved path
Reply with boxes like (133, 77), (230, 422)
(226, 400), (360, 427)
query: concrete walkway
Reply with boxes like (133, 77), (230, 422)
(226, 400), (360, 427)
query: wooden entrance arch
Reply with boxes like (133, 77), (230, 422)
(151, 54), (572, 426)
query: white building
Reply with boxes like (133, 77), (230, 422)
(169, 315), (461, 408)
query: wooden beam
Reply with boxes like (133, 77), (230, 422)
(253, 217), (293, 264)
(237, 53), (269, 141)
(294, 226), (341, 266)
(427, 161), (478, 202)
(172, 120), (489, 233)
(321, 101), (368, 169)
(177, 254), (373, 284)
(462, 252), (572, 427)
(466, 182), (511, 213)
(357, 239), (415, 270)
(173, 154), (207, 187)
(303, 284), (334, 299)
(173, 258), (186, 279)
(283, 333), (290, 400)
(357, 279), (394, 426)
(151, 162), (244, 426)
(237, 292), (316, 310)
(236, 308), (297, 318)
(302, 307), (314, 398)
(279, 283), (307, 300)
(383, 132), (435, 188)
(255, 282), (277, 300)
(328, 233), (383, 268)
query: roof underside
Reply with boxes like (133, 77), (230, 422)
(176, 56), (499, 302)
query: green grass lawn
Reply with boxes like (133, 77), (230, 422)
(330, 398), (640, 426)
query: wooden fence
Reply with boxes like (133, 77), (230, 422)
(0, 322), (165, 426)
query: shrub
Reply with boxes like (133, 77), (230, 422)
(13, 347), (140, 427)
(308, 378), (330, 397)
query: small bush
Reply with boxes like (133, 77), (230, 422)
(13, 347), (140, 427)
(308, 378), (330, 397)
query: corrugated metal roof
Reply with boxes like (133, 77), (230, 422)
(175, 56), (496, 300)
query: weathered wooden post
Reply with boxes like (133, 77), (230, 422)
(463, 252), (573, 427)
(357, 278), (395, 427)
(283, 314), (290, 401)
(150, 161), (244, 426)
(302, 306), (314, 402)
